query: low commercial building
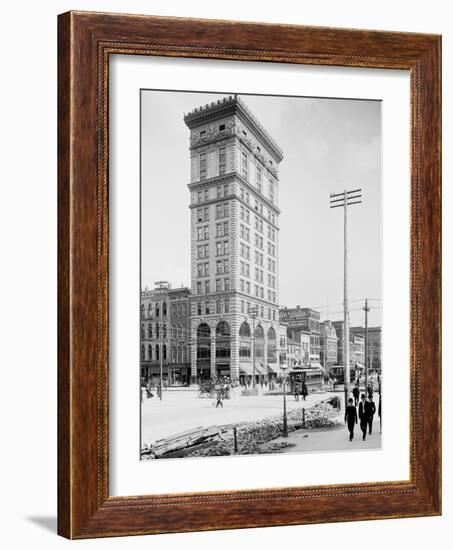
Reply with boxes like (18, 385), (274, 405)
(350, 325), (382, 372)
(140, 283), (191, 386)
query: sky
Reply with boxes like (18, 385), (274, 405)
(141, 90), (382, 327)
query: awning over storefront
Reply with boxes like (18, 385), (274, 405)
(240, 363), (265, 376)
(267, 363), (283, 374)
(355, 362), (365, 370)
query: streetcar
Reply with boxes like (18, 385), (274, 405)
(288, 367), (324, 392)
(329, 365), (358, 385)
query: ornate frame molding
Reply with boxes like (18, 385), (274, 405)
(58, 11), (441, 538)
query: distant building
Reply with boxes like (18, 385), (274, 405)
(332, 320), (365, 368)
(286, 338), (302, 368)
(279, 306), (321, 363)
(351, 326), (382, 371)
(140, 284), (191, 385)
(319, 320), (338, 370)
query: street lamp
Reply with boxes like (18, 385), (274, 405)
(280, 363), (288, 437)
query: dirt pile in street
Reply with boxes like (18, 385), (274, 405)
(185, 401), (341, 458)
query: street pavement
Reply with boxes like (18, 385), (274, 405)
(260, 419), (382, 454)
(141, 387), (337, 445)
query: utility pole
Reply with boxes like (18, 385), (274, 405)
(363, 298), (370, 394)
(330, 188), (362, 408)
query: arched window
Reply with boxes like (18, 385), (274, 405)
(141, 304), (145, 319)
(147, 303), (152, 318)
(239, 321), (251, 360)
(162, 323), (167, 338)
(141, 345), (145, 361)
(155, 323), (159, 339)
(255, 324), (265, 359)
(216, 321), (231, 359)
(148, 323), (152, 339)
(163, 344), (167, 360)
(267, 327), (277, 363)
(163, 302), (167, 317)
(155, 303), (160, 318)
(155, 344), (160, 361)
(197, 323), (211, 359)
(140, 324), (145, 339)
(239, 321), (251, 338)
(148, 344), (152, 361)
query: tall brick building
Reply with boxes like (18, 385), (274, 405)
(184, 95), (284, 381)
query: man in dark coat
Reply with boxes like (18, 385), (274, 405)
(344, 397), (358, 441)
(365, 395), (376, 435)
(352, 384), (360, 406)
(358, 394), (368, 440)
(301, 381), (308, 401)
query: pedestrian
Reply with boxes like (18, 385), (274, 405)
(294, 383), (300, 402)
(344, 397), (358, 441)
(301, 381), (308, 401)
(352, 384), (360, 407)
(215, 387), (223, 408)
(365, 395), (376, 435)
(358, 393), (368, 440)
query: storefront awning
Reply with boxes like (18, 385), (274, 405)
(240, 363), (265, 375)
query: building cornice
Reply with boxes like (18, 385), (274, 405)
(184, 95), (284, 163)
(187, 171), (281, 217)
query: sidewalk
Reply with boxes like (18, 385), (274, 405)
(259, 420), (382, 454)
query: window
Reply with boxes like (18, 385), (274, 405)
(199, 152), (207, 180)
(219, 124), (225, 131)
(216, 279), (221, 292)
(225, 299), (230, 313)
(218, 146), (226, 175)
(223, 259), (229, 273)
(224, 278), (230, 291)
(205, 280), (210, 294)
(241, 151), (248, 179)
(223, 184), (229, 197)
(216, 221), (229, 237)
(240, 279), (245, 292)
(216, 202), (229, 219)
(197, 191), (202, 203)
(196, 282), (202, 295)
(197, 302), (202, 315)
(217, 185), (221, 198)
(205, 302), (210, 315)
(224, 241), (229, 254)
(241, 300), (245, 313)
(269, 180), (274, 203)
(256, 166), (262, 193)
(216, 300), (222, 314)
(197, 226), (209, 241)
(200, 130), (206, 137)
(204, 189), (209, 201)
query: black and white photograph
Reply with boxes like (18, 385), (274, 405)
(140, 90), (382, 460)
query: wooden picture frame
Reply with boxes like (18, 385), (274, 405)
(58, 11), (441, 539)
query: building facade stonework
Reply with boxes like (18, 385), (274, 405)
(184, 95), (285, 381)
